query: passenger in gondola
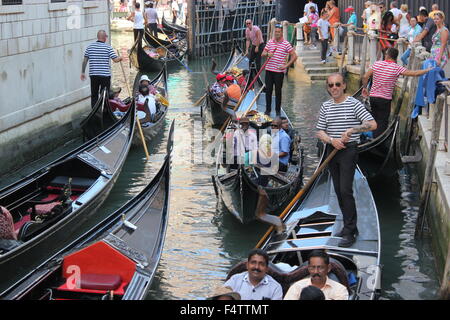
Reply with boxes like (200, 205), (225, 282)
(109, 87), (131, 115)
(208, 286), (241, 300)
(232, 117), (258, 169)
(224, 249), (283, 300)
(284, 250), (348, 300)
(270, 118), (291, 173)
(0, 206), (17, 240)
(138, 74), (158, 95)
(136, 84), (157, 125)
(210, 73), (227, 97)
(222, 75), (242, 102)
(236, 69), (249, 90)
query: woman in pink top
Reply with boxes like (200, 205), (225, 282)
(308, 6), (320, 48)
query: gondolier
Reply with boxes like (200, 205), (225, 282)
(245, 20), (265, 72)
(144, 1), (160, 38)
(262, 24), (297, 116)
(316, 73), (377, 247)
(362, 47), (431, 138)
(81, 30), (122, 109)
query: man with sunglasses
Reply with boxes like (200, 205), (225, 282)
(245, 20), (265, 72)
(284, 250), (348, 300)
(81, 30), (122, 109)
(316, 74), (377, 248)
(262, 25), (297, 117)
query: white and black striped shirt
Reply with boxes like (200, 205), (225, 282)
(84, 41), (118, 77)
(316, 96), (374, 143)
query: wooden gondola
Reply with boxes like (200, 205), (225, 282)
(203, 45), (254, 128)
(110, 67), (169, 146)
(227, 151), (381, 300)
(0, 121), (174, 300)
(162, 16), (188, 34)
(130, 31), (187, 73)
(0, 101), (136, 295)
(212, 85), (304, 224)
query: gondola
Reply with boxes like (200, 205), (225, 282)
(130, 32), (187, 72)
(227, 150), (381, 300)
(0, 121), (174, 300)
(203, 45), (253, 128)
(0, 101), (136, 295)
(162, 16), (188, 34)
(212, 84), (304, 225)
(110, 67), (169, 145)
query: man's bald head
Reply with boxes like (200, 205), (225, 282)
(97, 30), (108, 42)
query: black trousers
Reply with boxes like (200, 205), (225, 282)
(326, 143), (358, 237)
(133, 28), (144, 42)
(265, 70), (284, 115)
(147, 23), (158, 38)
(370, 97), (391, 138)
(249, 43), (265, 72)
(320, 38), (329, 61)
(90, 76), (111, 109)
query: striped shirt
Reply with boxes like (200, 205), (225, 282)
(316, 96), (374, 143)
(264, 38), (294, 73)
(84, 41), (118, 77)
(369, 60), (406, 100)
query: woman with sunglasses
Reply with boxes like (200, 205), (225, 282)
(316, 73), (377, 248)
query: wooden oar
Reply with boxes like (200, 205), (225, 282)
(255, 148), (339, 249)
(144, 29), (192, 73)
(116, 49), (151, 161)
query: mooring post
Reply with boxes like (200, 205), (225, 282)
(396, 37), (406, 65)
(359, 33), (368, 84)
(282, 20), (289, 41)
(368, 33), (377, 66)
(347, 25), (355, 65)
(446, 94), (450, 175)
(415, 93), (446, 238)
(187, 0), (195, 56)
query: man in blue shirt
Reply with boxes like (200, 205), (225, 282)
(271, 118), (291, 173)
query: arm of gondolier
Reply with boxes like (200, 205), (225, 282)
(342, 120), (377, 143)
(362, 68), (373, 97)
(401, 67), (433, 77)
(317, 130), (346, 150)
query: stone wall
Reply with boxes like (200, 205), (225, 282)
(0, 0), (110, 175)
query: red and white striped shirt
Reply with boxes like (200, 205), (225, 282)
(263, 38), (294, 73)
(369, 60), (407, 100)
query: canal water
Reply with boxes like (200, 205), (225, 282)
(2, 30), (439, 300)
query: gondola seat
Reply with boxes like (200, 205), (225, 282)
(46, 176), (96, 193)
(226, 259), (350, 296)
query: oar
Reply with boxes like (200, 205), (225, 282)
(255, 148), (339, 249)
(116, 49), (151, 161)
(144, 29), (192, 73)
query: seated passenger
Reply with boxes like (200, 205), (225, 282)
(284, 250), (349, 300)
(0, 206), (17, 240)
(232, 117), (258, 168)
(109, 87), (131, 114)
(211, 73), (227, 97)
(237, 70), (249, 90)
(224, 75), (241, 101)
(138, 75), (158, 96)
(270, 118), (291, 173)
(137, 84), (157, 123)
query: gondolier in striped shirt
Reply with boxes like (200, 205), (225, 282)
(81, 30), (122, 109)
(316, 73), (377, 248)
(362, 47), (432, 138)
(262, 24), (297, 116)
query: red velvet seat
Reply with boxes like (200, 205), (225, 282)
(80, 273), (122, 291)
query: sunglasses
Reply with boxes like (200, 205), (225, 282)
(327, 82), (342, 88)
(271, 124), (279, 128)
(246, 22), (251, 25)
(275, 24), (283, 28)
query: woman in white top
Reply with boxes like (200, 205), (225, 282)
(398, 4), (411, 38)
(128, 2), (145, 42)
(137, 84), (157, 124)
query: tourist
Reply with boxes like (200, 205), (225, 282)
(389, 1), (402, 21)
(211, 73), (227, 97)
(270, 118), (291, 173)
(221, 75), (242, 111)
(300, 285), (326, 300)
(307, 6), (320, 49)
(81, 30), (122, 109)
(245, 19), (265, 72)
(430, 12), (449, 68)
(416, 8), (428, 28)
(127, 2), (145, 42)
(379, 11), (398, 59)
(378, 1), (386, 16)
(316, 73), (377, 247)
(303, 0), (318, 17)
(261, 24), (297, 117)
(429, 4), (444, 19)
(224, 249), (283, 300)
(232, 117), (258, 167)
(109, 87), (131, 114)
(362, 48), (432, 138)
(144, 2), (159, 39)
(138, 74), (158, 95)
(414, 9), (437, 52)
(208, 286), (241, 300)
(361, 1), (372, 32)
(137, 84), (157, 122)
(400, 17), (422, 65)
(398, 4), (411, 39)
(171, 0), (179, 24)
(284, 250), (348, 300)
(326, 0), (340, 49)
(318, 10), (331, 64)
(339, 5), (357, 39)
(0, 206), (17, 240)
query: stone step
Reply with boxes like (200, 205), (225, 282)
(309, 73), (334, 81)
(303, 61), (338, 68)
(298, 50), (321, 57)
(299, 56), (334, 63)
(305, 67), (339, 74)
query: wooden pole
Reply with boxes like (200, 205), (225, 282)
(255, 148), (339, 249)
(339, 35), (348, 74)
(117, 49), (151, 161)
(415, 94), (446, 238)
(359, 34), (368, 85)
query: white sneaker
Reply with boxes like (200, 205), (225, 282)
(321, 60), (326, 64)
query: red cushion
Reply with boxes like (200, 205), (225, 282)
(80, 273), (122, 291)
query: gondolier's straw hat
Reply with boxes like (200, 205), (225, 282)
(208, 286), (241, 300)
